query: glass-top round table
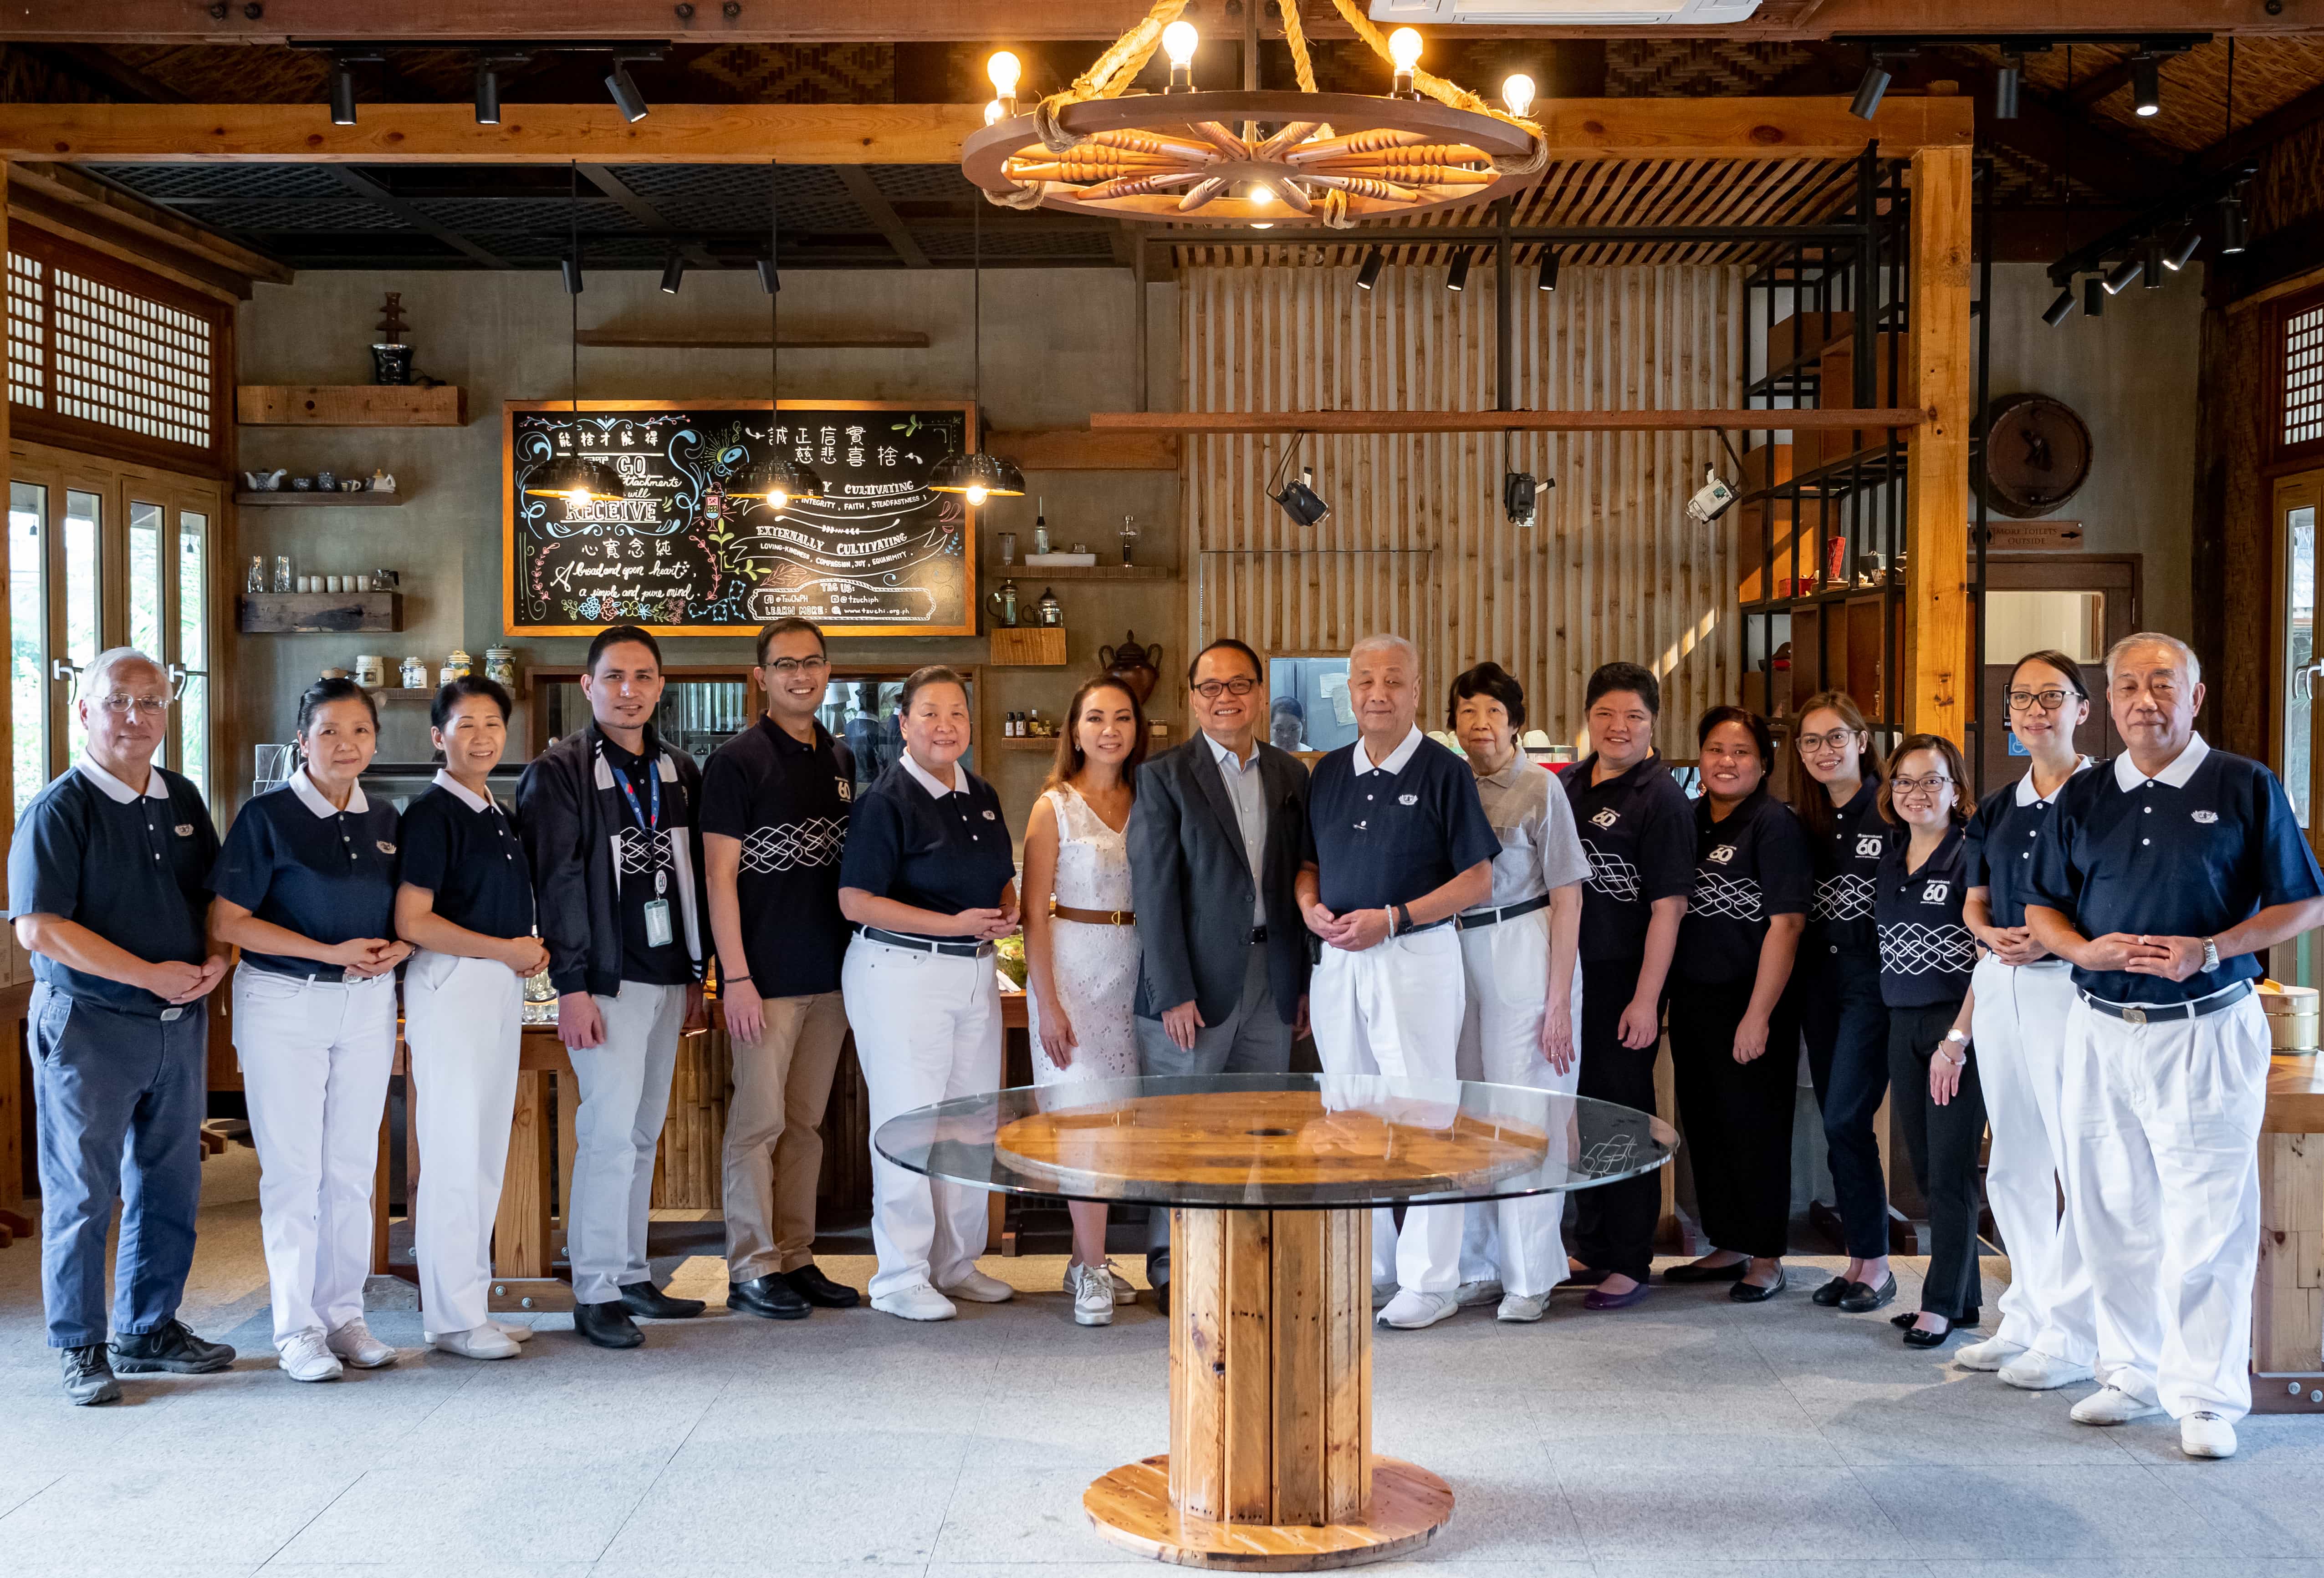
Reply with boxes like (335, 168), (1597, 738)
(876, 1074), (1676, 1571)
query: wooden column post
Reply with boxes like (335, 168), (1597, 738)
(1905, 143), (1972, 743)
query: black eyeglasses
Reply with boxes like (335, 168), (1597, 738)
(1193, 677), (1258, 699)
(2006, 687), (2076, 713)
(762, 656), (831, 676)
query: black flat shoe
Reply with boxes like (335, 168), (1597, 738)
(784, 1264), (861, 1309)
(1811, 1276), (1855, 1308)
(1839, 1273), (1898, 1313)
(1151, 1279), (1170, 1317)
(1728, 1268), (1787, 1303)
(1901, 1316), (1956, 1349)
(573, 1301), (644, 1349)
(729, 1274), (811, 1321)
(620, 1281), (706, 1320)
(1663, 1258), (1750, 1284)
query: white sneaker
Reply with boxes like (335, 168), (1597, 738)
(324, 1318), (397, 1369)
(2181, 1411), (2238, 1459)
(431, 1326), (520, 1360)
(872, 1283), (958, 1322)
(1456, 1278), (1505, 1308)
(1496, 1292), (1549, 1323)
(2070, 1384), (2163, 1425)
(277, 1329), (344, 1383)
(1998, 1352), (2095, 1391)
(492, 1320), (534, 1344)
(940, 1268), (1014, 1304)
(1101, 1260), (1138, 1305)
(1371, 1281), (1396, 1310)
(1953, 1335), (2025, 1372)
(1072, 1264), (1116, 1327)
(1377, 1289), (1460, 1330)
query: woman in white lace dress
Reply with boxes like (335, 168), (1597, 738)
(1020, 677), (1149, 1326)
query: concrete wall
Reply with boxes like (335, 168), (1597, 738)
(231, 265), (1181, 830)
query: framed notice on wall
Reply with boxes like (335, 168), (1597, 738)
(501, 399), (976, 636)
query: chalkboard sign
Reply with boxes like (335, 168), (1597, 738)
(501, 400), (977, 636)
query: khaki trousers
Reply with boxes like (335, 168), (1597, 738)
(721, 990), (850, 1281)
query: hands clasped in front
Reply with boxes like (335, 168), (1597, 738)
(324, 937), (413, 979)
(1302, 900), (1391, 952)
(2079, 932), (2207, 981)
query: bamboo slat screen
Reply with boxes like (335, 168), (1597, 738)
(1182, 260), (1743, 756)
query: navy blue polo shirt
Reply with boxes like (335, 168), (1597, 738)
(1674, 788), (1813, 988)
(398, 774), (535, 943)
(1303, 728), (1499, 914)
(700, 715), (855, 997)
(1559, 751), (1697, 965)
(1963, 759), (2091, 929)
(838, 754), (1015, 936)
(1807, 778), (1888, 963)
(601, 733), (697, 988)
(1875, 824), (1977, 1008)
(210, 772), (400, 979)
(6, 758), (218, 1013)
(2028, 735), (2324, 1004)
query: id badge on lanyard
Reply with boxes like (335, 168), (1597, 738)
(611, 748), (676, 946)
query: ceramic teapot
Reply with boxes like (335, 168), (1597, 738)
(240, 468), (287, 491)
(1098, 631), (1162, 704)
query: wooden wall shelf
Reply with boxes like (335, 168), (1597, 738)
(997, 726), (1173, 753)
(237, 385), (468, 427)
(990, 563), (1170, 581)
(988, 626), (1067, 666)
(238, 591), (404, 634)
(985, 428), (1180, 471)
(235, 490), (404, 506)
(576, 329), (930, 350)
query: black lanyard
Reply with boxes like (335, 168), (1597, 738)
(605, 748), (662, 833)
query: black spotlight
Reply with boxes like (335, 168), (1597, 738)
(1272, 465), (1330, 528)
(1850, 55), (1891, 121)
(2131, 52), (2161, 117)
(2042, 287), (2077, 327)
(1447, 249), (1471, 292)
(2103, 255), (2143, 294)
(2219, 194), (2248, 255)
(757, 257), (780, 294)
(562, 255), (583, 296)
(329, 58), (358, 126)
(605, 62), (649, 123)
(1355, 248), (1384, 290)
(2142, 235), (2166, 289)
(1503, 470), (1548, 528)
(475, 60), (502, 125)
(659, 253), (685, 295)
(1537, 250), (1560, 292)
(1994, 55), (2021, 120)
(2084, 276), (2106, 317)
(2163, 226), (2202, 271)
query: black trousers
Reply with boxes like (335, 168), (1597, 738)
(1885, 998), (1987, 1321)
(1571, 954), (1661, 1282)
(1800, 947), (1892, 1258)
(1668, 977), (1801, 1260)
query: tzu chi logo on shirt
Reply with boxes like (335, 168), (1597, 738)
(1398, 793), (1419, 806)
(376, 840), (396, 855)
(1590, 807), (1619, 830)
(835, 777), (853, 803)
(1921, 881), (1951, 904)
(1707, 844), (1737, 865)
(2191, 809), (2219, 824)
(1855, 835), (1885, 858)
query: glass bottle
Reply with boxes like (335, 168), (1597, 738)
(273, 554), (294, 593)
(246, 555), (266, 594)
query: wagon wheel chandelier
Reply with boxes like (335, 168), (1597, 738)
(960, 0), (1547, 229)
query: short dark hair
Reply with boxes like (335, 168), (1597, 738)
(1585, 662), (1660, 718)
(296, 675), (378, 739)
(755, 616), (827, 664)
(1447, 661), (1526, 731)
(899, 664), (969, 716)
(587, 624), (663, 675)
(1187, 637), (1263, 688)
(431, 674), (512, 733)
(1696, 703), (1775, 764)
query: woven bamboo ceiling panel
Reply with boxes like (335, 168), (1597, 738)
(1965, 36), (2324, 157)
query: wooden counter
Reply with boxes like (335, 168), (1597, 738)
(2256, 1053), (2324, 1413)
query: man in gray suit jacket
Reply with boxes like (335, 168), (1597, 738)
(1127, 637), (1313, 1309)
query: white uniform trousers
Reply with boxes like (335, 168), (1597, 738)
(233, 965), (398, 1346)
(2062, 991), (2270, 1421)
(843, 938), (1003, 1301)
(405, 950), (525, 1339)
(1969, 954), (2096, 1365)
(1310, 925), (1466, 1295)
(566, 981), (688, 1305)
(1455, 909), (1581, 1299)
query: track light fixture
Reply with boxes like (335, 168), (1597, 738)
(605, 60), (649, 122)
(474, 59), (501, 125)
(2103, 255), (2143, 294)
(1355, 248), (1384, 290)
(1447, 249), (1471, 292)
(2084, 276), (2105, 317)
(2163, 226), (2202, 271)
(329, 57), (358, 126)
(525, 163), (627, 509)
(1273, 465), (1330, 528)
(2042, 287), (2077, 327)
(757, 257), (779, 294)
(2141, 235), (2165, 289)
(2131, 51), (2161, 117)
(2219, 193), (2247, 255)
(561, 255), (582, 296)
(1537, 250), (1560, 292)
(1850, 54), (1891, 121)
(659, 252), (685, 295)
(1994, 54), (2021, 119)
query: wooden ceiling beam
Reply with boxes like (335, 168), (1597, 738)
(0, 96), (1969, 164)
(1088, 408), (1926, 433)
(8, 162), (294, 283)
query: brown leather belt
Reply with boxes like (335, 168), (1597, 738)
(1052, 902), (1136, 926)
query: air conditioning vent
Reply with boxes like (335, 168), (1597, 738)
(1370, 0), (1759, 23)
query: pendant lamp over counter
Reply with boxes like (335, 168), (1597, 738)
(524, 162), (628, 507)
(732, 158), (826, 513)
(930, 197), (1025, 506)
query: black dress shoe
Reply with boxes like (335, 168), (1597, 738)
(1663, 1258), (1749, 1284)
(619, 1281), (706, 1319)
(729, 1275), (811, 1321)
(1900, 1314), (1956, 1349)
(1811, 1276), (1855, 1308)
(1151, 1278), (1170, 1316)
(110, 1319), (235, 1374)
(1838, 1273), (1898, 1313)
(574, 1301), (644, 1349)
(1728, 1268), (1787, 1303)
(1893, 1308), (1980, 1331)
(784, 1264), (861, 1309)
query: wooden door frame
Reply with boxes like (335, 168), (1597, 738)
(1976, 553), (2141, 791)
(2270, 468), (2324, 790)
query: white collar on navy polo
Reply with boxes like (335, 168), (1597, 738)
(1357, 724), (1425, 776)
(1208, 731), (1260, 775)
(2014, 755), (2095, 807)
(76, 753), (168, 805)
(903, 752), (965, 799)
(2113, 732), (2208, 793)
(430, 769), (491, 814)
(290, 766), (369, 818)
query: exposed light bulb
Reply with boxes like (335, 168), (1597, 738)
(1163, 20), (1200, 68)
(767, 488), (789, 511)
(986, 51), (1021, 97)
(1389, 27), (1424, 70)
(1502, 72), (1535, 118)
(965, 484), (990, 506)
(566, 488), (590, 509)
(1250, 222), (1274, 229)
(1247, 183), (1275, 205)
(983, 98), (1005, 126)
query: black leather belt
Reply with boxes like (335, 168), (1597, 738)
(1457, 894), (1552, 932)
(854, 925), (994, 959)
(2078, 980), (2250, 1025)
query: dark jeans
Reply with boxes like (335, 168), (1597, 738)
(1886, 998), (1986, 1322)
(1801, 947), (1892, 1259)
(1668, 977), (1800, 1261)
(32, 986), (210, 1349)
(1572, 954), (1661, 1282)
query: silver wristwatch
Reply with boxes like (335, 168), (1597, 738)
(2201, 936), (2221, 973)
(1940, 1028), (1970, 1064)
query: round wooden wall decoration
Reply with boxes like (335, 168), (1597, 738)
(1977, 392), (2094, 519)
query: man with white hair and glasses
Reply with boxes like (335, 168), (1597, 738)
(7, 649), (234, 1404)
(2025, 631), (2324, 1459)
